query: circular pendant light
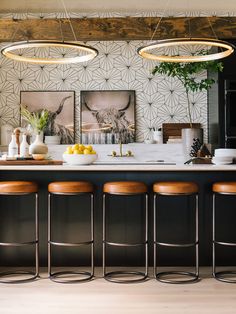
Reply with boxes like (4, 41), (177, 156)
(138, 38), (235, 63)
(1, 40), (98, 64)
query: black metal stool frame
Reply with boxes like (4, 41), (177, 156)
(103, 192), (148, 284)
(48, 191), (94, 283)
(0, 192), (39, 284)
(213, 192), (236, 283)
(154, 192), (199, 284)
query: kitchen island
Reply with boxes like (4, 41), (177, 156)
(0, 159), (236, 268)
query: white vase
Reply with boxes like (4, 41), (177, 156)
(181, 128), (203, 159)
(29, 134), (48, 155)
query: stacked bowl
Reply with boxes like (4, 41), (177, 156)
(212, 149), (236, 165)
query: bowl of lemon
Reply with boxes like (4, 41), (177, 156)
(63, 144), (97, 165)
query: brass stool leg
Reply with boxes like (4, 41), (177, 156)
(48, 192), (94, 283)
(213, 192), (236, 283)
(103, 192), (148, 283)
(154, 193), (199, 284)
(0, 192), (39, 283)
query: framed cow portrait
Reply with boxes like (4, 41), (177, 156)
(20, 91), (75, 144)
(80, 90), (136, 144)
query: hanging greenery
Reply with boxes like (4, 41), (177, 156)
(152, 51), (224, 127)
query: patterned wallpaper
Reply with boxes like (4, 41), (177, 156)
(0, 12), (209, 142)
(0, 41), (208, 142)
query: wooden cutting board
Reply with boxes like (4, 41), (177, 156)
(162, 123), (201, 143)
(0, 160), (63, 165)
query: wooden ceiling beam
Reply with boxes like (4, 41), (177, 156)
(0, 17), (235, 42)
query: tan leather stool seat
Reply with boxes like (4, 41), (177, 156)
(213, 182), (236, 194)
(153, 181), (198, 194)
(0, 181), (38, 194)
(48, 181), (93, 194)
(103, 181), (147, 195)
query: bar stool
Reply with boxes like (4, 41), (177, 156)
(48, 181), (94, 283)
(0, 181), (38, 283)
(153, 181), (199, 284)
(103, 181), (148, 283)
(212, 182), (236, 283)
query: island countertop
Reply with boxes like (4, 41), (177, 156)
(0, 163), (235, 171)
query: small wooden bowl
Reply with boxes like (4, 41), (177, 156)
(32, 154), (46, 160)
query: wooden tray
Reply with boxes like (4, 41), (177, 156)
(0, 160), (63, 165)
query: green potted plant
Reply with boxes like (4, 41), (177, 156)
(21, 105), (50, 155)
(152, 51), (223, 156)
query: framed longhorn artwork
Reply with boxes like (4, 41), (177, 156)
(80, 90), (136, 144)
(20, 91), (75, 144)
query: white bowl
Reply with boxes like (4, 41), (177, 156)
(63, 153), (97, 165)
(214, 149), (236, 157)
(212, 156), (233, 165)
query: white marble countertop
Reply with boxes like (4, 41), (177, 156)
(0, 143), (235, 171)
(0, 164), (235, 171)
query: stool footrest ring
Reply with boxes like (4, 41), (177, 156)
(156, 241), (197, 248)
(0, 270), (38, 283)
(155, 271), (199, 284)
(104, 270), (147, 283)
(49, 240), (93, 247)
(0, 241), (38, 247)
(49, 271), (93, 283)
(104, 241), (147, 247)
(214, 240), (236, 247)
(214, 271), (236, 283)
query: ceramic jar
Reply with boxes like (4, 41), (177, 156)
(29, 134), (48, 155)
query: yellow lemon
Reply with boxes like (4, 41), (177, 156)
(66, 146), (73, 154)
(79, 144), (85, 151)
(74, 149), (82, 154)
(85, 145), (93, 152)
(83, 149), (91, 155)
(72, 144), (79, 151)
(91, 150), (96, 155)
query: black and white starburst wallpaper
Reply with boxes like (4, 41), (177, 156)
(0, 12), (210, 142)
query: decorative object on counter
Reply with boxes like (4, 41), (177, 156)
(63, 144), (97, 165)
(184, 143), (212, 164)
(8, 133), (18, 157)
(182, 129), (203, 158)
(211, 148), (236, 165)
(81, 90), (136, 144)
(197, 144), (212, 158)
(0, 0), (98, 65)
(14, 128), (23, 155)
(21, 105), (49, 156)
(20, 133), (29, 158)
(20, 91), (75, 144)
(153, 128), (163, 144)
(0, 123), (14, 146)
(184, 157), (212, 165)
(29, 134), (48, 156)
(189, 138), (203, 157)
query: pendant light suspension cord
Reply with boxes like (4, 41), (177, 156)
(60, 0), (77, 42)
(150, 0), (170, 41)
